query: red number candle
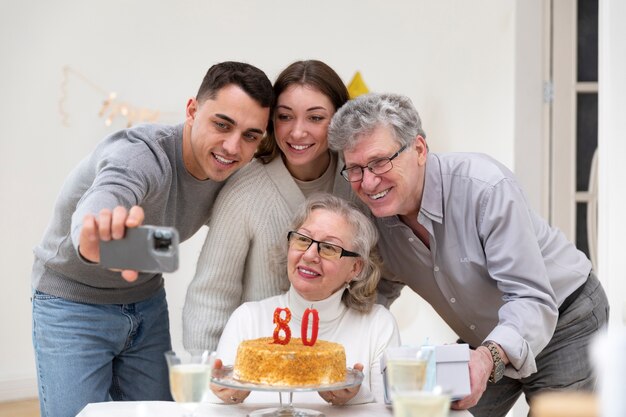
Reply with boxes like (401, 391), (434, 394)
(301, 308), (319, 346)
(272, 307), (291, 345)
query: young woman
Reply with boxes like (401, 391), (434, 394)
(183, 60), (361, 351)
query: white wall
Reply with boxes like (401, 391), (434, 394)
(599, 0), (626, 328)
(513, 0), (549, 218)
(0, 0), (519, 401)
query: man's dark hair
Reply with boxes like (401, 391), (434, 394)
(196, 61), (274, 108)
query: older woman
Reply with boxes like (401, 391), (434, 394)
(211, 193), (400, 405)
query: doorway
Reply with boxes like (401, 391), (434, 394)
(551, 0), (599, 267)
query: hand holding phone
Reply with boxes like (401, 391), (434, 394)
(99, 225), (179, 273)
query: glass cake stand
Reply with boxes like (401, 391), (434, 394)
(211, 365), (364, 417)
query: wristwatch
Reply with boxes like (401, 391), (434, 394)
(482, 341), (505, 383)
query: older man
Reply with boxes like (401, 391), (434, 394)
(327, 92), (608, 417)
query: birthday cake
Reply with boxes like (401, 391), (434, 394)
(233, 337), (346, 386)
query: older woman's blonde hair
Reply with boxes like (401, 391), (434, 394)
(276, 192), (382, 312)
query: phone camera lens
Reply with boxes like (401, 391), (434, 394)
(153, 229), (172, 251)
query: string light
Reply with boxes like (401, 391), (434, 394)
(59, 66), (173, 128)
(59, 66), (371, 128)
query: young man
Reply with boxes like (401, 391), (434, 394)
(31, 61), (273, 417)
(327, 92), (609, 417)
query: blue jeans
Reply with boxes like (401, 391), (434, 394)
(32, 288), (173, 417)
(469, 271), (609, 417)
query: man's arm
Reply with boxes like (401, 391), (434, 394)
(78, 205), (145, 282)
(376, 272), (405, 308)
(453, 178), (558, 410)
(453, 342), (509, 410)
(479, 179), (558, 372)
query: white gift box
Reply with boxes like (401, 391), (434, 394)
(381, 343), (470, 403)
(435, 343), (471, 399)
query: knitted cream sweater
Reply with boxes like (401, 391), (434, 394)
(183, 154), (357, 350)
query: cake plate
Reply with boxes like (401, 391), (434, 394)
(211, 365), (364, 417)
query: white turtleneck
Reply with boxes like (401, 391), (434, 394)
(214, 286), (400, 405)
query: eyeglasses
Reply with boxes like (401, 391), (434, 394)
(341, 144), (408, 182)
(287, 231), (360, 260)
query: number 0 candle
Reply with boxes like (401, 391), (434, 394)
(301, 308), (319, 346)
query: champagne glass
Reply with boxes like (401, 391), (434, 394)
(386, 347), (431, 396)
(165, 350), (216, 416)
(392, 389), (451, 417)
(386, 348), (450, 417)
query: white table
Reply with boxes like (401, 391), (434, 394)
(77, 401), (473, 417)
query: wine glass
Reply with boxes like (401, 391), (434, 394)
(386, 347), (431, 396)
(165, 350), (216, 416)
(392, 388), (451, 417)
(385, 348), (450, 417)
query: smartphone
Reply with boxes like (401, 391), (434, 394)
(99, 225), (179, 273)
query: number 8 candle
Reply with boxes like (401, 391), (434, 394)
(273, 307), (291, 344)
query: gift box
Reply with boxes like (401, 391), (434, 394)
(435, 343), (471, 399)
(381, 343), (470, 404)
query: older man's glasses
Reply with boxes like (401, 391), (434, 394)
(287, 231), (360, 260)
(341, 144), (408, 182)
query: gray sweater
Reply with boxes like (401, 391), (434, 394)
(32, 123), (224, 304)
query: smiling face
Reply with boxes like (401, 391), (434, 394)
(274, 84), (335, 181)
(287, 208), (363, 302)
(182, 84), (270, 181)
(343, 125), (428, 219)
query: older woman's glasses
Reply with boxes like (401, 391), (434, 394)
(287, 231), (360, 260)
(341, 144), (408, 182)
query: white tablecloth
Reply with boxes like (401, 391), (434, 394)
(77, 401), (473, 417)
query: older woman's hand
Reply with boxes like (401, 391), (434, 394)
(318, 363), (364, 406)
(210, 359), (250, 404)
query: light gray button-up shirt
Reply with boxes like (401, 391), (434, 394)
(376, 152), (591, 378)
